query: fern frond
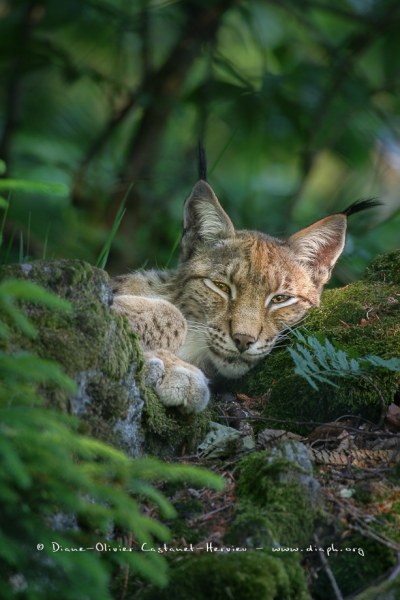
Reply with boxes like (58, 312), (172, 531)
(289, 330), (400, 390)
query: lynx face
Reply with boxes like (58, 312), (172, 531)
(173, 235), (318, 378)
(112, 180), (377, 412)
(170, 180), (350, 378)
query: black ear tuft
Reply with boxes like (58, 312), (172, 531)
(342, 198), (382, 217)
(197, 141), (207, 181)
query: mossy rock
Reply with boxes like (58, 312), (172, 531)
(233, 444), (320, 548)
(139, 552), (310, 600)
(143, 386), (213, 456)
(242, 256), (400, 433)
(0, 260), (210, 456)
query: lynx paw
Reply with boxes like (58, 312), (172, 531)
(144, 351), (210, 414)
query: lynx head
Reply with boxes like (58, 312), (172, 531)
(174, 180), (377, 379)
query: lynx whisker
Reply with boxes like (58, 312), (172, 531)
(187, 327), (209, 335)
(112, 174), (373, 411)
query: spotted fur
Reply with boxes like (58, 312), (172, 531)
(112, 180), (377, 412)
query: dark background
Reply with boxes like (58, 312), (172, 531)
(1, 0), (400, 281)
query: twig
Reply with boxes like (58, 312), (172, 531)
(285, 0), (400, 218)
(313, 534), (344, 600)
(218, 414), (399, 438)
(349, 522), (400, 553)
(388, 552), (400, 581)
(328, 495), (400, 552)
(361, 375), (387, 427)
(122, 0), (234, 186)
(191, 502), (234, 523)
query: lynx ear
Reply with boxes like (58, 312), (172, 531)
(288, 214), (347, 288)
(181, 180), (235, 261)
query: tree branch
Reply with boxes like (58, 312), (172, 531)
(73, 0), (234, 207)
(122, 0), (235, 190)
(285, 1), (400, 218)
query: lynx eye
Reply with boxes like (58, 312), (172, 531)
(267, 293), (298, 310)
(213, 281), (231, 295)
(204, 278), (232, 298)
(271, 294), (292, 304)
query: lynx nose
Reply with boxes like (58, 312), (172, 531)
(233, 333), (256, 353)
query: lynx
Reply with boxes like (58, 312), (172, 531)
(112, 180), (377, 413)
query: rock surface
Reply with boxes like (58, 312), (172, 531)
(0, 259), (210, 456)
(1, 260), (145, 455)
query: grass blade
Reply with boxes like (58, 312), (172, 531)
(95, 184), (131, 270)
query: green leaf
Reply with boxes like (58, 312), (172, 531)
(0, 179), (68, 196)
(364, 355), (400, 372)
(0, 435), (31, 489)
(289, 330), (400, 391)
(0, 296), (37, 338)
(0, 352), (76, 392)
(0, 279), (72, 313)
(336, 349), (350, 372)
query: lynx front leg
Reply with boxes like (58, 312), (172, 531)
(144, 350), (210, 414)
(112, 295), (209, 412)
(112, 295), (187, 352)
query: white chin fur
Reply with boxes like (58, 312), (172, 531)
(208, 355), (252, 378)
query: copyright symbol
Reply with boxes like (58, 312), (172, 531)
(37, 544), (44, 551)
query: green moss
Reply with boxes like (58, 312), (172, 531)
(311, 535), (396, 599)
(139, 552), (310, 600)
(306, 281), (400, 354)
(225, 501), (278, 549)
(388, 462), (400, 485)
(0, 260), (134, 377)
(242, 273), (400, 433)
(0, 260), (144, 447)
(235, 449), (318, 547)
(143, 388), (213, 455)
(365, 250), (400, 285)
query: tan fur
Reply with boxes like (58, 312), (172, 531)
(112, 180), (351, 413)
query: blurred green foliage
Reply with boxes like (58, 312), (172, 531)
(0, 0), (399, 278)
(0, 276), (223, 598)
